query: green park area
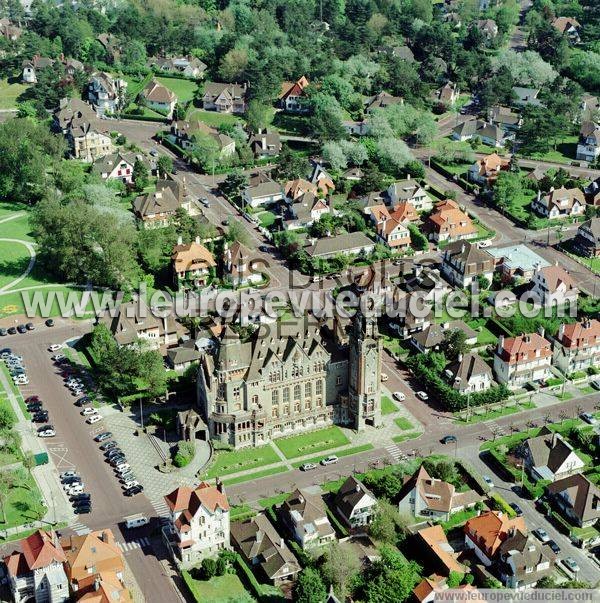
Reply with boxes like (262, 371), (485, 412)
(275, 426), (350, 459)
(203, 444), (280, 479)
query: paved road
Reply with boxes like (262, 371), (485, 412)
(0, 321), (182, 603)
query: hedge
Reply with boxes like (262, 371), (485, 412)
(120, 113), (168, 123)
(289, 540), (315, 568)
(456, 459), (491, 494)
(489, 492), (516, 518)
(234, 553), (263, 600)
(181, 570), (201, 602)
(326, 508), (349, 538)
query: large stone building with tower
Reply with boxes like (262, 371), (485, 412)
(196, 312), (382, 449)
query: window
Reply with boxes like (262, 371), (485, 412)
(336, 376), (342, 386)
(272, 390), (279, 404)
(305, 382), (312, 397)
(294, 401), (300, 412)
(316, 380), (323, 396)
(294, 384), (301, 400)
(283, 388), (290, 403)
(252, 395), (258, 405)
(272, 407), (279, 418)
(233, 386), (241, 398)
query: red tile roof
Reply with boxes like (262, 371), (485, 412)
(559, 319), (600, 349)
(165, 482), (230, 515)
(4, 530), (66, 577)
(464, 510), (526, 558)
(498, 332), (551, 364)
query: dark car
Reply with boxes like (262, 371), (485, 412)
(124, 485), (143, 496)
(441, 435), (457, 444)
(72, 496), (91, 506)
(7, 327), (16, 335)
(95, 431), (113, 442)
(74, 505), (91, 514)
(61, 476), (82, 486)
(0, 329), (7, 336)
(106, 448), (123, 458)
(109, 456), (127, 467)
(509, 502), (523, 516)
(546, 540), (560, 554)
(70, 493), (91, 502)
(25, 396), (40, 404)
(27, 403), (43, 413)
(17, 325), (27, 334)
(75, 396), (91, 406)
(25, 323), (35, 331)
(99, 441), (118, 451)
(259, 245), (269, 253)
(45, 319), (55, 327)
(0, 348), (11, 356)
(32, 412), (49, 423)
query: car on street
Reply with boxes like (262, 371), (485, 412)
(25, 395), (39, 404)
(25, 323), (35, 331)
(532, 528), (550, 543)
(62, 478), (83, 489)
(17, 325), (27, 334)
(99, 441), (118, 451)
(300, 463), (317, 471)
(95, 431), (112, 442)
(81, 408), (98, 416)
(483, 476), (494, 488)
(52, 354), (66, 362)
(150, 148), (158, 157)
(579, 412), (597, 425)
(70, 492), (91, 501)
(114, 463), (131, 473)
(0, 329), (6, 336)
(259, 245), (269, 253)
(74, 505), (91, 514)
(416, 391), (429, 400)
(509, 502), (523, 516)
(106, 449), (124, 459)
(60, 471), (78, 481)
(86, 414), (102, 424)
(441, 435), (457, 444)
(32, 412), (49, 423)
(562, 557), (580, 573)
(393, 391), (406, 401)
(45, 319), (55, 327)
(76, 396), (92, 407)
(320, 456), (338, 466)
(7, 327), (16, 335)
(546, 540), (560, 554)
(124, 485), (143, 496)
(72, 498), (92, 509)
(200, 197), (210, 207)
(48, 344), (62, 352)
(0, 349), (11, 357)
(590, 378), (600, 390)
(37, 426), (56, 437)
(380, 373), (388, 382)
(28, 405), (43, 414)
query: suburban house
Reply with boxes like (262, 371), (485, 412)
(21, 55), (55, 83)
(87, 72), (127, 115)
(140, 79), (177, 118)
(202, 82), (247, 113)
(431, 82), (459, 107)
(162, 481), (231, 568)
(416, 525), (467, 577)
(368, 205), (411, 250)
(425, 200), (478, 244)
(387, 177), (433, 212)
(390, 201), (419, 224)
(413, 575), (449, 603)
(401, 264), (451, 304)
(464, 510), (526, 566)
(493, 332), (553, 389)
(477, 18), (499, 39)
(242, 173), (284, 208)
(280, 488), (336, 550)
(390, 291), (433, 339)
(149, 55), (207, 78)
(397, 465), (482, 522)
(248, 129), (282, 159)
(309, 162), (336, 196)
(133, 178), (196, 228)
(172, 237), (216, 289)
(303, 232), (376, 260)
(283, 193), (330, 230)
(223, 241), (263, 287)
(452, 120), (511, 148)
(53, 98), (97, 133)
(411, 321), (477, 354)
(91, 152), (138, 184)
(488, 105), (522, 131)
(365, 91), (403, 113)
(547, 474), (600, 532)
(66, 121), (113, 163)
(441, 241), (495, 288)
(530, 264), (578, 307)
(574, 218), (600, 258)
(284, 179), (318, 202)
(100, 298), (181, 350)
(531, 187), (586, 220)
(553, 319), (600, 374)
(167, 343), (203, 372)
(576, 121), (600, 162)
(278, 76), (310, 113)
(468, 152), (510, 187)
(497, 531), (553, 589)
(445, 353), (494, 394)
(522, 428), (586, 483)
(334, 476), (378, 529)
(486, 244), (550, 282)
(231, 513), (301, 585)
(551, 16), (581, 43)
(343, 119), (369, 136)
(581, 94), (600, 122)
(3, 530), (69, 603)
(60, 529), (128, 600)
(512, 87), (542, 108)
(170, 120), (236, 158)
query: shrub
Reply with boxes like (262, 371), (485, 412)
(173, 440), (195, 468)
(489, 492), (516, 518)
(201, 557), (216, 580)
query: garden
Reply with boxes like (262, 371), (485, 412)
(202, 443), (281, 479)
(274, 426), (350, 460)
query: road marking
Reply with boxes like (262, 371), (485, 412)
(151, 498), (170, 518)
(70, 522), (90, 535)
(117, 537), (150, 552)
(48, 443), (74, 468)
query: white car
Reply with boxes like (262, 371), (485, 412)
(416, 391), (429, 401)
(320, 455), (338, 466)
(13, 376), (29, 385)
(115, 463), (131, 473)
(62, 480), (83, 491)
(48, 344), (62, 352)
(122, 480), (139, 490)
(380, 373), (388, 382)
(86, 414), (102, 424)
(562, 557), (580, 573)
(52, 354), (66, 362)
(393, 391), (406, 401)
(81, 408), (97, 416)
(38, 427), (56, 437)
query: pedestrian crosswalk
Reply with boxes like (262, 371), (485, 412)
(71, 522), (90, 536)
(117, 537), (150, 552)
(151, 497), (170, 518)
(385, 444), (409, 464)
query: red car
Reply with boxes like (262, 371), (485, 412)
(25, 396), (40, 404)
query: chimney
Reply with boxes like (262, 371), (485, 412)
(458, 353), (463, 362)
(195, 236), (200, 244)
(280, 537), (285, 548)
(216, 477), (224, 493)
(355, 482), (361, 493)
(538, 326), (545, 339)
(407, 174), (411, 180)
(256, 529), (263, 543)
(177, 235), (183, 245)
(498, 335), (504, 353)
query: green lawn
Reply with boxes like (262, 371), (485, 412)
(290, 443), (375, 468)
(274, 426), (350, 460)
(0, 212), (34, 241)
(392, 431), (422, 444)
(222, 465), (288, 486)
(0, 241), (31, 290)
(455, 401), (535, 424)
(203, 444), (280, 479)
(381, 396), (398, 415)
(156, 77), (198, 104)
(187, 108), (242, 128)
(272, 112), (310, 136)
(183, 571), (249, 603)
(0, 470), (46, 530)
(394, 417), (414, 431)
(121, 74), (151, 99)
(527, 135), (579, 164)
(257, 211), (276, 229)
(0, 79), (28, 110)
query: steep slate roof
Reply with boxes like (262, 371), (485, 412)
(446, 353), (493, 391)
(547, 473), (600, 524)
(231, 512), (300, 580)
(453, 120), (506, 144)
(578, 218), (600, 241)
(282, 488), (335, 540)
(497, 530), (554, 583)
(100, 298), (161, 346)
(172, 241), (216, 272)
(443, 240), (494, 272)
(388, 178), (427, 202)
(489, 105), (521, 127)
(412, 321), (477, 350)
(365, 91), (403, 112)
(3, 530), (66, 577)
(540, 187), (585, 212)
(551, 16), (581, 33)
(524, 429), (584, 476)
(334, 476), (375, 520)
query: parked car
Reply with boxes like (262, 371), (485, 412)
(70, 492), (91, 502)
(562, 557), (580, 573)
(124, 485), (143, 496)
(7, 327), (16, 335)
(509, 502), (523, 517)
(0, 329), (7, 336)
(86, 414), (102, 424)
(380, 373), (388, 382)
(483, 476), (494, 488)
(579, 412), (597, 425)
(99, 441), (118, 451)
(546, 540), (560, 554)
(81, 408), (98, 416)
(62, 478), (83, 489)
(25, 323), (35, 331)
(416, 391), (429, 401)
(74, 505), (91, 514)
(532, 528), (550, 543)
(72, 498), (92, 508)
(32, 412), (49, 423)
(300, 463), (317, 471)
(95, 432), (113, 442)
(393, 391), (406, 401)
(441, 435), (457, 444)
(60, 471), (78, 481)
(37, 426), (56, 437)
(320, 456), (338, 466)
(76, 396), (92, 407)
(590, 378), (600, 390)
(25, 395), (39, 404)
(16, 325), (27, 334)
(45, 319), (55, 327)
(122, 480), (140, 490)
(259, 245), (269, 253)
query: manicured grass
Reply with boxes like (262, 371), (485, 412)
(527, 135), (579, 164)
(222, 465), (288, 486)
(257, 211), (276, 228)
(182, 571), (249, 602)
(187, 108), (242, 128)
(0, 471), (46, 530)
(274, 426), (350, 460)
(381, 395), (398, 415)
(438, 507), (480, 530)
(259, 492), (289, 509)
(578, 386), (596, 395)
(203, 444), (280, 479)
(555, 392), (574, 401)
(392, 431), (422, 444)
(290, 443), (375, 468)
(272, 112), (309, 136)
(0, 212), (33, 241)
(0, 241), (31, 290)
(394, 417), (414, 431)
(156, 77), (198, 104)
(121, 74), (151, 98)
(455, 401), (536, 425)
(0, 79), (28, 110)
